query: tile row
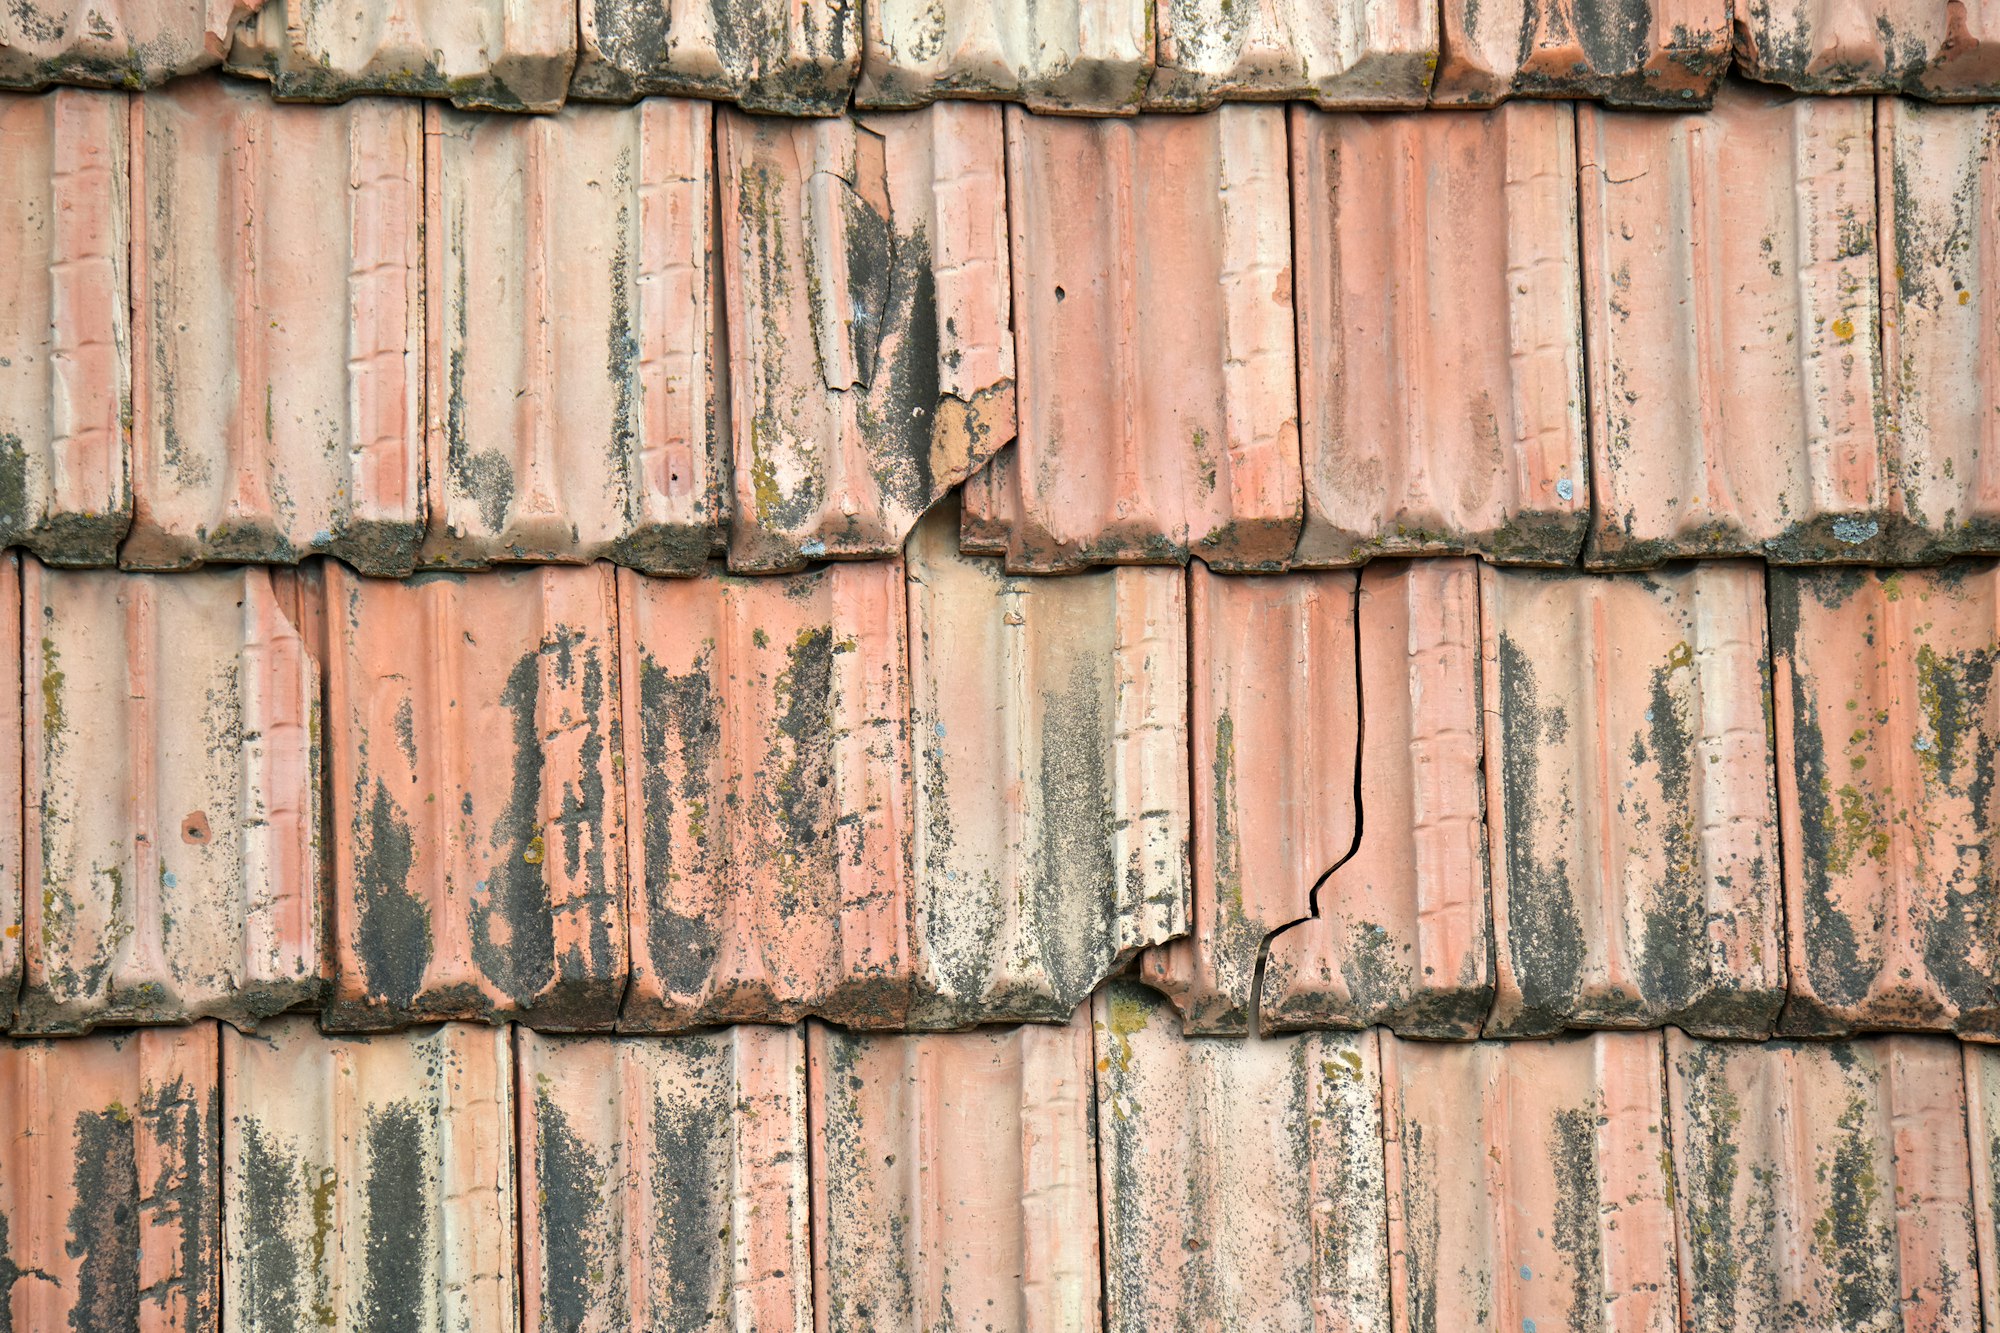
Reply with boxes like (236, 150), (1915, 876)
(8, 990), (2000, 1332)
(8, 83), (2000, 576)
(8, 0), (2000, 112)
(13, 517), (2000, 1041)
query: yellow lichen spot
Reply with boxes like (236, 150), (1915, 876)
(523, 833), (546, 865)
(1961, 290), (1973, 305)
(1667, 640), (1694, 671)
(1832, 316), (1856, 342)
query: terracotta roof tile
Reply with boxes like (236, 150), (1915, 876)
(21, 562), (319, 1032)
(1435, 0), (1730, 106)
(0, 556), (17, 1018)
(126, 80), (425, 574)
(1735, 0), (2000, 98)
(856, 0), (1152, 113)
(1146, 0), (1437, 110)
(0, 0), (255, 90)
(1965, 1042), (2000, 1328)
(573, 0), (859, 113)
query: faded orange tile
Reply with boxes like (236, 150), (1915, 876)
(1147, 0), (1436, 109)
(1435, 0), (1728, 106)
(857, 0), (1152, 112)
(573, 0), (858, 112)
(0, 0), (253, 88)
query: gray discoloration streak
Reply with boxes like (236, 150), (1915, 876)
(352, 777), (433, 1016)
(636, 649), (724, 1001)
(532, 1090), (612, 1329)
(816, 1031), (915, 1330)
(647, 1049), (731, 1328)
(1495, 631), (1585, 1029)
(65, 1107), (138, 1332)
(1548, 1106), (1606, 1333)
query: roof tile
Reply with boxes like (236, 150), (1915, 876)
(856, 0), (1151, 113)
(0, 0), (255, 89)
(992, 104), (1301, 573)
(811, 1012), (1101, 1328)
(0, 555), (17, 1018)
(221, 1018), (517, 1329)
(573, 0), (858, 113)
(1291, 102), (1586, 566)
(1434, 0), (1729, 106)
(1964, 1043), (2000, 1329)
(1096, 982), (1389, 1331)
(1483, 563), (1784, 1038)
(1146, 0), (1436, 110)
(518, 1025), (812, 1332)
(423, 99), (723, 573)
(720, 104), (1014, 571)
(618, 559), (912, 1030)
(906, 510), (1188, 1028)
(21, 563), (320, 1032)
(1734, 0), (2000, 97)
(325, 562), (626, 1030)
(0, 88), (130, 564)
(126, 81), (424, 574)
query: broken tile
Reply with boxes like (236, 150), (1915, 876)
(0, 0), (255, 89)
(719, 103), (1014, 571)
(226, 0), (577, 111)
(956, 442), (1013, 555)
(810, 1011), (1100, 1329)
(1483, 563), (1785, 1038)
(1734, 0), (2000, 97)
(222, 1019), (516, 1331)
(324, 563), (626, 1030)
(1290, 102), (1586, 567)
(1771, 564), (2000, 1038)
(127, 80), (424, 575)
(856, 0), (1152, 113)
(1262, 559), (1492, 1038)
(572, 0), (858, 112)
(1435, 0), (1729, 106)
(995, 103), (1301, 573)
(518, 1026), (812, 1332)
(423, 99), (724, 574)
(0, 555), (18, 1018)
(905, 506), (1188, 1027)
(1146, 0), (1436, 109)
(0, 88), (129, 564)
(1581, 86), (1893, 567)
(1672, 1031), (1978, 1332)
(0, 1024), (220, 1332)
(1141, 567), (1357, 1034)
(1095, 982), (1389, 1332)
(618, 560), (913, 1030)
(1384, 1031), (1676, 1333)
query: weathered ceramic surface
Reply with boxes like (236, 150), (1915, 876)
(1582, 86), (1892, 567)
(0, 555), (17, 1018)
(324, 563), (626, 1030)
(997, 103), (1301, 573)
(226, 0), (577, 111)
(1672, 1031), (1979, 1332)
(423, 99), (724, 573)
(127, 80), (424, 574)
(0, 0), (257, 89)
(572, 0), (858, 112)
(21, 563), (319, 1033)
(1290, 101), (1586, 567)
(1482, 563), (1784, 1038)
(0, 1024), (220, 1333)
(1772, 564), (2000, 1038)
(857, 0), (1151, 112)
(1142, 567), (1357, 1034)
(618, 560), (913, 1030)
(811, 1013), (1100, 1330)
(719, 103), (1014, 571)
(905, 508), (1188, 1028)
(221, 1019), (517, 1333)
(1262, 559), (1492, 1038)
(1146, 0), (1435, 109)
(1965, 1043), (2000, 1330)
(1096, 982), (1389, 1332)
(517, 1026), (812, 1333)
(1384, 1030), (1678, 1333)
(0, 88), (129, 564)
(1735, 0), (2000, 97)
(1435, 0), (1729, 106)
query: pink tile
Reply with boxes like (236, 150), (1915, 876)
(1772, 564), (2000, 1038)
(1095, 982), (1389, 1331)
(1672, 1031), (1979, 1332)
(222, 1018), (516, 1330)
(996, 104), (1301, 573)
(325, 563), (626, 1030)
(720, 103), (1014, 571)
(1147, 0), (1436, 109)
(857, 0), (1152, 112)
(1435, 0), (1728, 105)
(0, 554), (16, 1016)
(0, 0), (255, 88)
(618, 560), (913, 1030)
(1263, 559), (1491, 1038)
(1965, 1043), (2000, 1330)
(423, 99), (723, 573)
(0, 1024), (219, 1332)
(518, 1026), (812, 1332)
(906, 507), (1188, 1027)
(1291, 102), (1585, 567)
(1383, 1031), (1677, 1333)
(573, 0), (858, 112)
(810, 1009), (1101, 1329)
(0, 88), (129, 564)
(1581, 86), (1892, 566)
(226, 0), (576, 110)
(957, 444), (1014, 555)
(20, 561), (319, 1033)
(1735, 0), (2000, 96)
(1482, 563), (1784, 1037)
(127, 81), (424, 574)
(1142, 566), (1355, 1034)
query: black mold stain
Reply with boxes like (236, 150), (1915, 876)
(354, 777), (433, 1014)
(1818, 1094), (1897, 1326)
(856, 223), (941, 518)
(769, 625), (835, 915)
(445, 194), (516, 534)
(1029, 660), (1114, 1008)
(236, 1120), (306, 1332)
(467, 649), (556, 1008)
(637, 651), (724, 999)
(0, 432), (28, 543)
(1496, 632), (1585, 1029)
(648, 1059), (728, 1327)
(534, 1092), (609, 1330)
(1399, 1117), (1442, 1333)
(137, 1070), (219, 1331)
(1634, 650), (1707, 1018)
(1549, 1106), (1606, 1333)
(359, 1102), (432, 1333)
(66, 1107), (138, 1332)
